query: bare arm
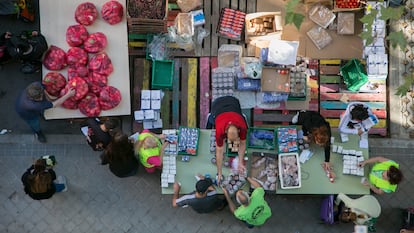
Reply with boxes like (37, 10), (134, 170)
(238, 140), (246, 172)
(247, 177), (262, 189)
(359, 156), (389, 167)
(216, 144), (224, 181)
(51, 88), (75, 107)
(172, 182), (180, 207)
(222, 187), (236, 214)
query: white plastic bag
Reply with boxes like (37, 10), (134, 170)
(267, 39), (299, 66)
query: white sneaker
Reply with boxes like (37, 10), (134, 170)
(291, 111), (300, 124)
(56, 175), (68, 192)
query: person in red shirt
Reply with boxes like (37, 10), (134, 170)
(206, 96), (248, 184)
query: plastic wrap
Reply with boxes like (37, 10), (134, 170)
(307, 26), (332, 50)
(309, 4), (336, 28)
(337, 12), (355, 35)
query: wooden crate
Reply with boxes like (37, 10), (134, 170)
(319, 59), (387, 136)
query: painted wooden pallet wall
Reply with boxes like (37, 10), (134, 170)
(318, 59), (387, 136)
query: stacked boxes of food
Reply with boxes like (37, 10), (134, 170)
(216, 8), (246, 41)
(177, 127), (200, 156)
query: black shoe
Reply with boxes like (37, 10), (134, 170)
(35, 131), (46, 143)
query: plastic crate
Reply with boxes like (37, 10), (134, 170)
(288, 72), (307, 100)
(340, 59), (368, 92)
(177, 127), (200, 156)
(152, 60), (174, 89)
(247, 127), (276, 150)
(279, 152), (301, 189)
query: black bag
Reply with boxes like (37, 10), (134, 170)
(402, 207), (414, 230)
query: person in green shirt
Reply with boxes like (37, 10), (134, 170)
(222, 176), (272, 228)
(359, 156), (403, 194)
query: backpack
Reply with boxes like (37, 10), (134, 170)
(320, 195), (344, 224)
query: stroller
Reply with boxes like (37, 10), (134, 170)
(320, 194), (381, 231)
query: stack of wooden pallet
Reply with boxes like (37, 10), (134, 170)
(318, 59), (387, 136)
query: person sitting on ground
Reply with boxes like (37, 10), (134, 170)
(172, 175), (227, 214)
(222, 176), (272, 228)
(134, 129), (169, 173)
(292, 110), (333, 175)
(206, 96), (248, 184)
(81, 118), (119, 151)
(6, 30), (47, 73)
(101, 131), (139, 178)
(359, 156), (403, 194)
(21, 158), (67, 200)
(335, 192), (381, 225)
(338, 102), (378, 141)
(15, 81), (75, 143)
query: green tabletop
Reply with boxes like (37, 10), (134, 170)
(162, 129), (230, 194)
(162, 129), (370, 195)
(276, 130), (370, 195)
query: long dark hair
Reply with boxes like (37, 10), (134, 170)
(105, 131), (134, 162)
(28, 159), (52, 193)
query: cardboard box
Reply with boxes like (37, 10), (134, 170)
(261, 67), (290, 93)
(245, 12), (282, 43)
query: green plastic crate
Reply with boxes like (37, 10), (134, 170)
(340, 59), (368, 92)
(152, 60), (174, 89)
(247, 127), (276, 150)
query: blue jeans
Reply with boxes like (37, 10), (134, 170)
(54, 182), (66, 192)
(25, 117), (41, 133)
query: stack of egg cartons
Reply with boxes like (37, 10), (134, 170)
(211, 67), (235, 101)
(161, 129), (178, 188)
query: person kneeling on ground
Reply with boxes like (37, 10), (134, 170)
(101, 131), (139, 178)
(81, 117), (119, 151)
(21, 158), (67, 200)
(359, 156), (403, 194)
(172, 175), (227, 214)
(222, 176), (272, 228)
(134, 129), (169, 173)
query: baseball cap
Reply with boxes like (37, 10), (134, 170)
(196, 179), (212, 193)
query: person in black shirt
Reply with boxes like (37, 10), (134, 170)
(172, 176), (227, 214)
(101, 131), (139, 178)
(292, 111), (333, 173)
(81, 118), (119, 151)
(21, 158), (66, 200)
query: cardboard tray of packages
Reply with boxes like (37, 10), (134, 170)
(279, 152), (301, 189)
(245, 12), (283, 43)
(261, 67), (290, 93)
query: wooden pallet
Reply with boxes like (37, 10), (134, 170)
(128, 0), (257, 57)
(132, 57), (198, 131)
(318, 59), (388, 136)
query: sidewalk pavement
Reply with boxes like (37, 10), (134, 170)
(0, 135), (413, 233)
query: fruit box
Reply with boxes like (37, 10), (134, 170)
(333, 0), (363, 12)
(152, 60), (174, 90)
(261, 67), (290, 93)
(177, 127), (200, 156)
(247, 127), (276, 150)
(279, 152), (301, 189)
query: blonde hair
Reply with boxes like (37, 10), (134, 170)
(144, 136), (158, 149)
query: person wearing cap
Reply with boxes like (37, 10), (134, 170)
(172, 176), (227, 214)
(206, 96), (248, 185)
(222, 177), (272, 228)
(15, 81), (75, 143)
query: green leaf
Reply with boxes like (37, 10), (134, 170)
(286, 0), (300, 13)
(285, 12), (305, 30)
(379, 5), (404, 21)
(359, 30), (374, 46)
(387, 30), (407, 50)
(359, 9), (377, 28)
(396, 75), (414, 96)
